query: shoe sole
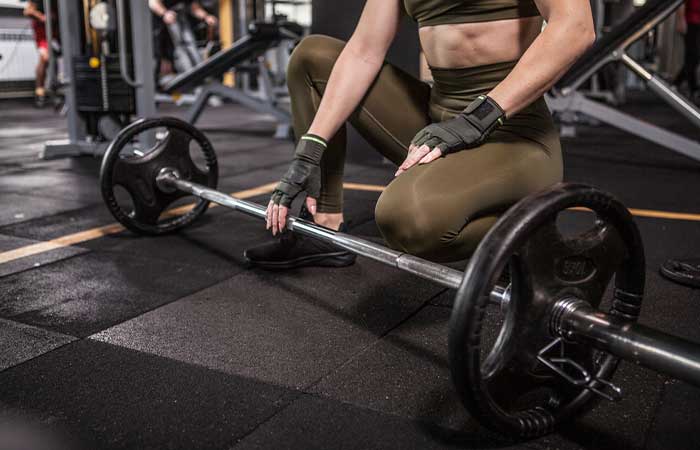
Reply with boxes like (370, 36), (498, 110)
(244, 251), (356, 270)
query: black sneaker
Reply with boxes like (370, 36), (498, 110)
(34, 95), (47, 108)
(244, 209), (356, 270)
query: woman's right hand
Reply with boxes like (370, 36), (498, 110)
(266, 134), (327, 235)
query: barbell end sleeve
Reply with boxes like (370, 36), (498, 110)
(556, 299), (700, 388)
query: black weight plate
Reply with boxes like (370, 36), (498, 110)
(448, 183), (645, 439)
(100, 117), (219, 235)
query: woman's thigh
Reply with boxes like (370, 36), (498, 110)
(289, 35), (432, 164)
(375, 137), (563, 261)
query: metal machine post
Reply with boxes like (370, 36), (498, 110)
(42, 0), (156, 159)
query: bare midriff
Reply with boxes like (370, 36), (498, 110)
(419, 16), (543, 69)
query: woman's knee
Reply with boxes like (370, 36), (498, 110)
(287, 35), (343, 83)
(375, 190), (445, 259)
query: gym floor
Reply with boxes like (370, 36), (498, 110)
(0, 96), (699, 450)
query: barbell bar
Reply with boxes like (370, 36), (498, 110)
(155, 166), (509, 303)
(100, 117), (700, 439)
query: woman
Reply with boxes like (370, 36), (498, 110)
(23, 0), (51, 107)
(148, 0), (218, 84)
(245, 0), (595, 269)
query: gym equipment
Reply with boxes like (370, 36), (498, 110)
(660, 258), (700, 288)
(42, 0), (156, 159)
(100, 117), (700, 439)
(162, 20), (303, 137)
(547, 0), (700, 162)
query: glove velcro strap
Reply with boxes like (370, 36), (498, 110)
(295, 134), (327, 164)
(462, 95), (506, 132)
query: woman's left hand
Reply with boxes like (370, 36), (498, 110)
(395, 144), (443, 176)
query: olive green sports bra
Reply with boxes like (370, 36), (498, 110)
(404, 0), (540, 28)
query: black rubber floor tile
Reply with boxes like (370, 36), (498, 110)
(233, 394), (530, 450)
(348, 219), (384, 240)
(645, 380), (700, 450)
(0, 339), (293, 450)
(0, 193), (85, 227)
(92, 258), (443, 390)
(0, 246), (88, 279)
(0, 318), (74, 371)
(310, 306), (469, 430)
(344, 162), (395, 188)
(81, 210), (269, 268)
(311, 305), (665, 450)
(0, 251), (234, 337)
(0, 233), (89, 278)
(563, 131), (700, 214)
(0, 233), (41, 252)
(0, 168), (101, 204)
(0, 120), (66, 163)
(0, 204), (115, 241)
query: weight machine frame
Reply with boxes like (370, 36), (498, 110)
(41, 0), (156, 160)
(546, 0), (700, 163)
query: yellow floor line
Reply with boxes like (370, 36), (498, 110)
(570, 206), (700, 222)
(343, 182), (385, 193)
(0, 181), (699, 267)
(626, 208), (700, 222)
(0, 182), (277, 266)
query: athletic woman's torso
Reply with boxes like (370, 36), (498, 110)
(403, 0), (543, 69)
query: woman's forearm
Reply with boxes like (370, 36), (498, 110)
(489, 20), (595, 116)
(148, 0), (168, 17)
(190, 2), (209, 20)
(24, 4), (45, 21)
(306, 43), (384, 140)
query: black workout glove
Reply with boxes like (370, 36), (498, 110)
(271, 134), (327, 207)
(411, 95), (506, 154)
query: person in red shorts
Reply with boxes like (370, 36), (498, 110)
(23, 0), (50, 107)
(675, 0), (700, 104)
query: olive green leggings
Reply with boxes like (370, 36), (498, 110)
(288, 35), (563, 262)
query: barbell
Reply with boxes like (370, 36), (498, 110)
(100, 117), (700, 440)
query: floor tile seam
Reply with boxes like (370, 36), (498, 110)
(79, 268), (260, 337)
(0, 187), (105, 204)
(0, 336), (78, 375)
(0, 232), (41, 245)
(0, 317), (76, 340)
(228, 392), (306, 449)
(79, 337), (307, 413)
(0, 333), (306, 427)
(0, 247), (90, 280)
(285, 390), (527, 448)
(85, 245), (260, 271)
(0, 204), (107, 235)
(300, 287), (449, 395)
(2, 269), (240, 339)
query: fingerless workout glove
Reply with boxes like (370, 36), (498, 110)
(271, 134), (327, 207)
(411, 95), (505, 155)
